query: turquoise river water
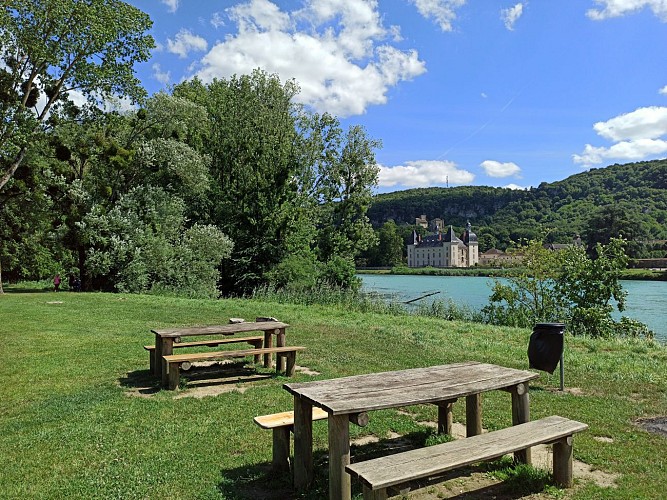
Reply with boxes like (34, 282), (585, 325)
(359, 274), (666, 343)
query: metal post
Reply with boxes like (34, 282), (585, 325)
(559, 352), (565, 391)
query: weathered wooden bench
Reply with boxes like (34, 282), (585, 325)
(144, 336), (264, 373)
(254, 408), (330, 472)
(254, 408), (370, 473)
(163, 346), (305, 390)
(346, 415), (588, 499)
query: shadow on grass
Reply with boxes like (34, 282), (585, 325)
(2, 286), (53, 294)
(119, 362), (279, 395)
(217, 433), (555, 500)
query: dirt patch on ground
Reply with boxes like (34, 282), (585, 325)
(636, 416), (667, 437)
(122, 361), (320, 399)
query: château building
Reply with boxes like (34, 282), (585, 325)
(407, 221), (479, 268)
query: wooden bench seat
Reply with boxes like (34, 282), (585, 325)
(254, 408), (330, 473)
(163, 346), (305, 390)
(144, 336), (263, 373)
(346, 416), (588, 499)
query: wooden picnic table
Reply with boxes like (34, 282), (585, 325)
(151, 321), (289, 387)
(284, 361), (539, 500)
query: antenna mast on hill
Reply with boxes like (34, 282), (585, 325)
(446, 175), (449, 188)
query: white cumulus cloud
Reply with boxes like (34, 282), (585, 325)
(587, 0), (667, 21)
(480, 160), (521, 178)
(152, 63), (171, 85)
(409, 0), (467, 32)
(574, 106), (667, 166)
(593, 106), (667, 141)
(501, 3), (524, 30)
(378, 160), (475, 188)
(195, 0), (426, 117)
(504, 183), (528, 190)
(167, 29), (208, 59)
(161, 0), (179, 13)
(659, 85), (667, 95)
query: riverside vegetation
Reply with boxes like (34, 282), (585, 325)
(0, 286), (665, 499)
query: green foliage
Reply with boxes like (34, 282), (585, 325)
(483, 241), (565, 327)
(483, 238), (654, 338)
(79, 186), (232, 297)
(319, 255), (361, 291)
(265, 253), (320, 291)
(0, 0), (154, 190)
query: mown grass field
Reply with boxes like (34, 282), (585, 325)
(0, 287), (665, 499)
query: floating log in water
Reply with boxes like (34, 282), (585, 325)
(404, 291), (441, 304)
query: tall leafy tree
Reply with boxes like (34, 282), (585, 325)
(174, 71), (307, 294)
(0, 0), (154, 191)
(376, 220), (404, 266)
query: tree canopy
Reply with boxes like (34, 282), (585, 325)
(0, 0), (154, 190)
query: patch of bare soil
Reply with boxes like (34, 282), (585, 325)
(636, 416), (667, 437)
(122, 361), (320, 399)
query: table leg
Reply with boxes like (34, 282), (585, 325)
(263, 330), (273, 368)
(160, 337), (174, 388)
(511, 382), (531, 464)
(329, 414), (351, 500)
(293, 396), (313, 490)
(277, 327), (286, 372)
(153, 333), (162, 377)
(437, 399), (456, 435)
(465, 393), (482, 437)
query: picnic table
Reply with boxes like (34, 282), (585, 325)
(284, 361), (539, 500)
(151, 320), (289, 388)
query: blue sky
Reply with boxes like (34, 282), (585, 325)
(126, 0), (667, 193)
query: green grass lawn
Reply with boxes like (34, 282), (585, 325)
(0, 289), (665, 499)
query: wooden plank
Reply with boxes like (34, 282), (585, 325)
(284, 363), (538, 415)
(144, 336), (264, 350)
(511, 382), (532, 464)
(329, 413), (351, 500)
(345, 416), (588, 491)
(553, 436), (574, 487)
(293, 396), (313, 490)
(163, 346), (305, 364)
(254, 408), (329, 429)
(465, 393), (482, 437)
(152, 321), (289, 338)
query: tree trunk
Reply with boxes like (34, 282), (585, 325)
(0, 261), (4, 294)
(0, 147), (28, 191)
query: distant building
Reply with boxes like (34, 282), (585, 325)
(415, 215), (428, 229)
(479, 248), (522, 266)
(407, 221), (479, 268)
(430, 218), (444, 233)
(543, 235), (583, 251)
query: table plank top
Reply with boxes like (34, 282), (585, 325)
(152, 321), (289, 338)
(284, 362), (538, 415)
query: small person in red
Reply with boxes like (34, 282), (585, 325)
(54, 274), (61, 292)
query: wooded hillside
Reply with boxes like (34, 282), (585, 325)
(367, 159), (667, 254)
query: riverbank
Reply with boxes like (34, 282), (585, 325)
(0, 289), (665, 498)
(357, 266), (667, 280)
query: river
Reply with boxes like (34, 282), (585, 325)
(359, 274), (667, 343)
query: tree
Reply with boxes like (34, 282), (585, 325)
(483, 240), (564, 327)
(483, 238), (653, 338)
(174, 71), (306, 294)
(0, 0), (154, 191)
(79, 186), (232, 298)
(376, 220), (404, 266)
(311, 117), (381, 262)
(583, 203), (650, 258)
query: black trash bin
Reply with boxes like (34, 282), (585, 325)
(528, 323), (565, 374)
